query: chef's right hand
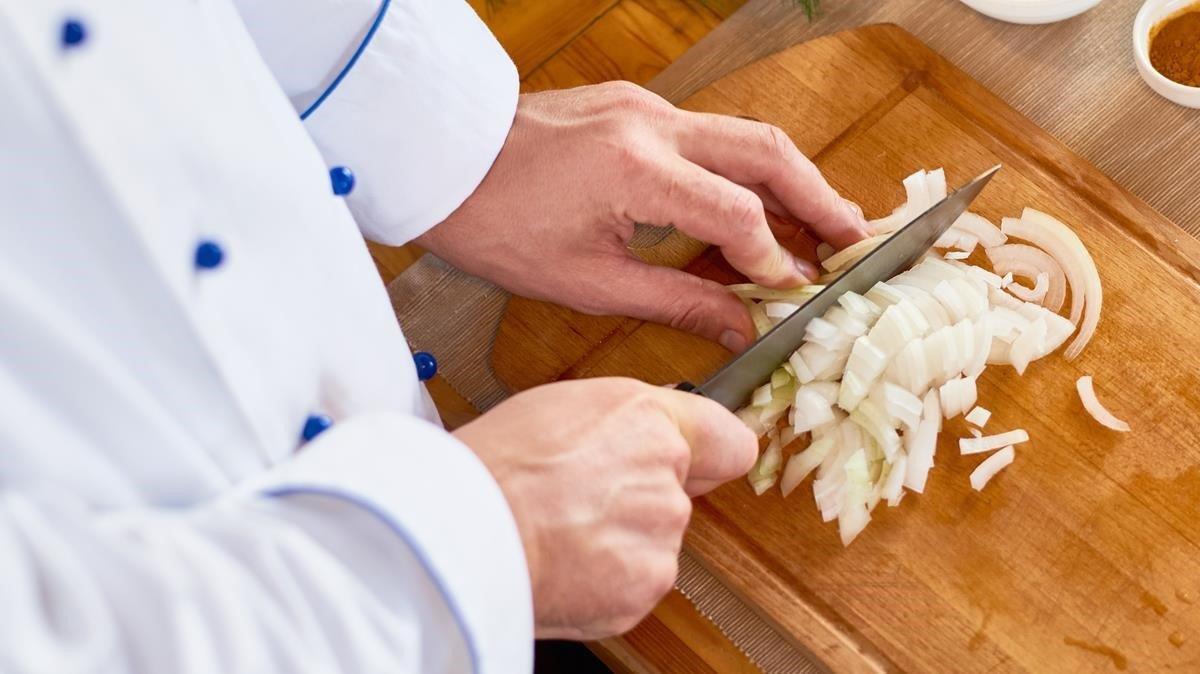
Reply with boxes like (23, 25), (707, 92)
(452, 377), (757, 640)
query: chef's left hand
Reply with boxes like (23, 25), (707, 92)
(418, 81), (870, 353)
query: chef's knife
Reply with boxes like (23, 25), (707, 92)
(680, 165), (1000, 410)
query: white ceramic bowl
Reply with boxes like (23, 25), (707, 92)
(1134, 0), (1200, 108)
(958, 0), (1103, 24)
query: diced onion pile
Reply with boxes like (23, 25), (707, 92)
(736, 167), (1124, 546)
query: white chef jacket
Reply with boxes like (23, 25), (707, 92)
(0, 1), (531, 672)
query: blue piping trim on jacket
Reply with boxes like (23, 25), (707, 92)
(263, 485), (481, 672)
(299, 0), (392, 121)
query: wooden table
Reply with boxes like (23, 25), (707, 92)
(596, 1), (1200, 671)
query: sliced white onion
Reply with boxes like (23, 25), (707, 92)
(1002, 209), (1101, 359)
(953, 211), (1007, 248)
(765, 301), (802, 320)
(1009, 317), (1047, 375)
(879, 383), (923, 432)
(864, 282), (907, 309)
(882, 451), (908, 506)
(904, 169), (934, 215)
(822, 234), (890, 273)
(902, 394), (940, 493)
(939, 375), (977, 419)
(838, 291), (882, 321)
(793, 388), (837, 433)
(925, 168), (947, 201)
(1076, 376), (1131, 432)
(749, 432), (783, 494)
(788, 350), (816, 385)
(731, 168), (1113, 547)
(850, 399), (901, 461)
(1006, 272), (1049, 305)
(960, 429), (1028, 455)
(781, 435), (834, 496)
(836, 370), (871, 414)
(965, 406), (992, 428)
(729, 284), (826, 303)
(985, 243), (1067, 314)
(970, 445), (1015, 491)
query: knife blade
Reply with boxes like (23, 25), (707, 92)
(686, 165), (1000, 410)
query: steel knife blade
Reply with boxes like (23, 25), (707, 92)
(686, 165), (1000, 410)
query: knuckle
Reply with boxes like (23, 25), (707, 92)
(662, 435), (690, 471)
(646, 556), (680, 601)
(723, 188), (765, 234)
(662, 287), (714, 334)
(761, 123), (796, 160)
(668, 493), (694, 530)
(606, 80), (661, 107)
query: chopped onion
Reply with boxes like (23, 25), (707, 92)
(1001, 209), (1102, 359)
(1076, 376), (1131, 432)
(793, 388), (836, 433)
(926, 168), (947, 201)
(970, 445), (1015, 491)
(939, 376), (977, 419)
(960, 429), (1028, 455)
(965, 406), (992, 428)
(781, 436), (834, 496)
(882, 451), (908, 506)
(1009, 317), (1047, 375)
(730, 167), (1112, 547)
(878, 382), (923, 431)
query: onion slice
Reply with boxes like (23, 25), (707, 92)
(953, 212), (1007, 248)
(1076, 376), (1131, 432)
(822, 234), (890, 273)
(970, 445), (1015, 491)
(960, 429), (1028, 455)
(964, 406), (992, 428)
(1001, 209), (1101, 359)
(985, 244), (1067, 313)
(1006, 272), (1049, 305)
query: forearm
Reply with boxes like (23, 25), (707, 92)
(0, 414), (532, 674)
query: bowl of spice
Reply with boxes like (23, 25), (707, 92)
(1135, 0), (1200, 107)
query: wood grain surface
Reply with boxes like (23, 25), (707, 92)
(493, 24), (1200, 672)
(650, 0), (1200, 235)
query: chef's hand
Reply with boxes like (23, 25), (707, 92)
(453, 377), (756, 639)
(419, 81), (870, 354)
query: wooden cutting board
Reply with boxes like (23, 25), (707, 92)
(492, 24), (1200, 673)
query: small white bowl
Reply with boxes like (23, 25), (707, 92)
(1134, 0), (1200, 108)
(958, 0), (1103, 25)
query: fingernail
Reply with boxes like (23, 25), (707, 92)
(795, 256), (820, 282)
(719, 329), (748, 353)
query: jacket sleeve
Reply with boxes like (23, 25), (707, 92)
(0, 414), (533, 674)
(233, 0), (519, 245)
